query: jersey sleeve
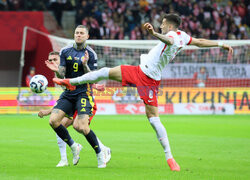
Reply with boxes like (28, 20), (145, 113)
(59, 48), (66, 67)
(87, 50), (98, 71)
(182, 31), (192, 45)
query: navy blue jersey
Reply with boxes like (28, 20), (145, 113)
(60, 43), (97, 95)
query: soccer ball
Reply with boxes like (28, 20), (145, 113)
(29, 75), (48, 93)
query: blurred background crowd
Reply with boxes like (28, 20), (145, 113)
(0, 0), (249, 40)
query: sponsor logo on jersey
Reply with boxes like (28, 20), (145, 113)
(67, 56), (72, 60)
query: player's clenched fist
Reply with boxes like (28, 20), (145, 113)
(38, 109), (52, 118)
(144, 23), (155, 35)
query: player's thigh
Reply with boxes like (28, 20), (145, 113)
(49, 109), (66, 127)
(74, 114), (89, 127)
(145, 104), (159, 118)
(61, 117), (73, 128)
(109, 66), (122, 82)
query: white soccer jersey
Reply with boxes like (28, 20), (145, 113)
(140, 30), (192, 80)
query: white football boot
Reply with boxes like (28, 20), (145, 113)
(97, 151), (106, 168)
(103, 147), (111, 164)
(56, 159), (69, 167)
(70, 143), (82, 165)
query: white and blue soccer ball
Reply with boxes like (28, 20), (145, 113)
(29, 75), (48, 93)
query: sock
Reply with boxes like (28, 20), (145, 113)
(149, 117), (173, 160)
(97, 137), (105, 150)
(53, 124), (74, 146)
(70, 67), (110, 85)
(85, 130), (101, 154)
(56, 134), (67, 161)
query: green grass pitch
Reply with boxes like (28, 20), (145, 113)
(0, 114), (249, 180)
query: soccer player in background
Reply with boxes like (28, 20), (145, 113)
(25, 66), (36, 87)
(46, 25), (108, 168)
(38, 51), (110, 167)
(54, 13), (233, 171)
(193, 66), (208, 87)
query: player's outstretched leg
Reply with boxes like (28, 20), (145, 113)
(53, 67), (110, 88)
(53, 78), (76, 91)
(148, 116), (180, 171)
(56, 134), (68, 167)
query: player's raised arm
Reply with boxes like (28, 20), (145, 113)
(82, 50), (91, 73)
(144, 22), (174, 45)
(190, 38), (233, 54)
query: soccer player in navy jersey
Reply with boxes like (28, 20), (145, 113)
(46, 25), (107, 168)
(40, 51), (110, 167)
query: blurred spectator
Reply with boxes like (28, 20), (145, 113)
(2, 0), (249, 40)
(26, 67), (36, 87)
(193, 67), (208, 88)
(49, 0), (65, 27)
(0, 0), (7, 10)
(77, 0), (249, 40)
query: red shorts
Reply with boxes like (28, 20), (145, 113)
(121, 65), (160, 107)
(73, 102), (97, 125)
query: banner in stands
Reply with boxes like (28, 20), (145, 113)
(174, 103), (234, 115)
(0, 87), (249, 114)
(162, 63), (250, 79)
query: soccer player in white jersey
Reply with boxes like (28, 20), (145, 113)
(53, 14), (233, 171)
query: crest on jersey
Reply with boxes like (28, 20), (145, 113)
(74, 57), (80, 60)
(67, 56), (72, 60)
(81, 56), (86, 61)
(149, 90), (153, 99)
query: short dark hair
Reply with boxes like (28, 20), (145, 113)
(163, 14), (181, 28)
(75, 25), (89, 34)
(49, 51), (59, 56)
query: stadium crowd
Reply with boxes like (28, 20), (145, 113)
(0, 0), (249, 40)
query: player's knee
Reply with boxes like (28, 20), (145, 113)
(72, 122), (79, 131)
(82, 126), (90, 135)
(49, 118), (59, 128)
(49, 115), (61, 128)
(73, 123), (89, 135)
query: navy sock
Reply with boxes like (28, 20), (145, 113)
(85, 130), (101, 154)
(54, 124), (74, 146)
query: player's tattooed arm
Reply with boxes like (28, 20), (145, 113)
(52, 109), (60, 114)
(83, 64), (91, 73)
(56, 66), (66, 78)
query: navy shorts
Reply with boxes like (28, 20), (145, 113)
(54, 91), (95, 117)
